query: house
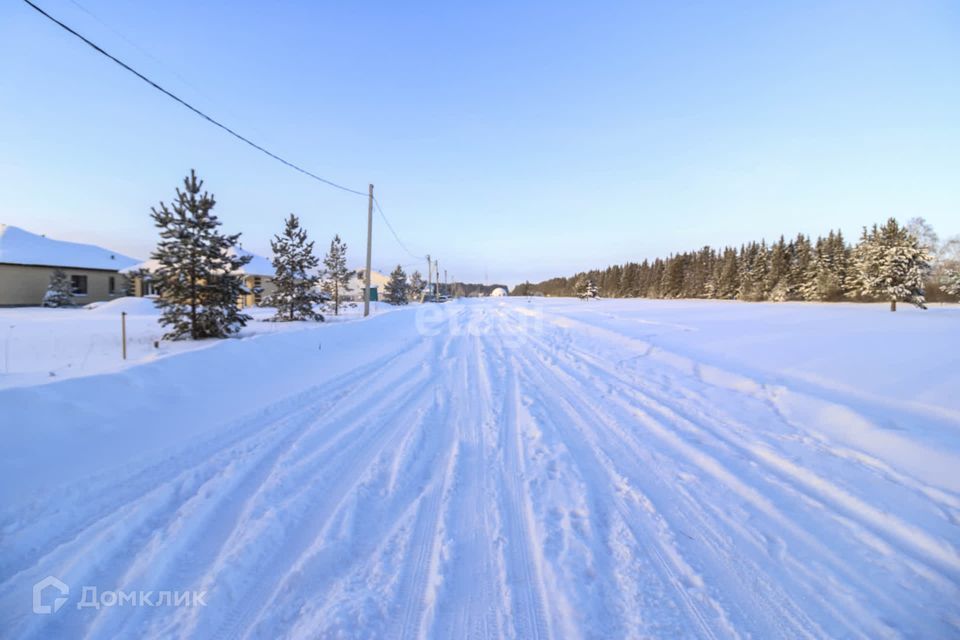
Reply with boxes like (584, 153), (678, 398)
(231, 247), (276, 308)
(0, 224), (139, 306)
(122, 246), (276, 308)
(346, 268), (390, 302)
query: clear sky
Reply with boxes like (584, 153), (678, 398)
(2, 1), (958, 285)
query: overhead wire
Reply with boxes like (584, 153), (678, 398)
(22, 0), (368, 197)
(23, 0), (428, 263)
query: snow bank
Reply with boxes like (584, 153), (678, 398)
(0, 301), (369, 389)
(83, 297), (160, 314)
(0, 306), (416, 507)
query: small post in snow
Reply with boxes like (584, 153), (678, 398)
(121, 312), (127, 360)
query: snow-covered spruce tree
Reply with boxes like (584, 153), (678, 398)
(853, 218), (932, 311)
(322, 234), (353, 315)
(42, 268), (74, 307)
(384, 265), (409, 305)
(150, 170), (252, 340)
(943, 268), (960, 297)
(586, 279), (599, 298)
(717, 248), (739, 299)
(265, 214), (324, 322)
(766, 237), (790, 301)
(408, 270), (425, 301)
(573, 275), (589, 299)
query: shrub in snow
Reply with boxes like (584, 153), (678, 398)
(265, 214), (325, 322)
(42, 268), (74, 307)
(150, 170), (252, 340)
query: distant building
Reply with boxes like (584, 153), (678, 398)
(124, 246), (276, 308)
(490, 286), (508, 297)
(0, 224), (139, 306)
(231, 247), (276, 308)
(346, 268), (390, 301)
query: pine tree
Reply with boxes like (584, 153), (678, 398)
(853, 218), (932, 311)
(830, 230), (852, 297)
(661, 254), (685, 298)
(717, 248), (739, 299)
(737, 242), (768, 301)
(408, 270), (426, 301)
(766, 236), (790, 301)
(150, 170), (252, 340)
(586, 279), (599, 298)
(944, 268), (960, 297)
(384, 265), (409, 304)
(575, 275), (599, 299)
(42, 268), (74, 307)
(574, 275), (588, 299)
(801, 236), (826, 301)
(321, 235), (353, 315)
(264, 214), (324, 322)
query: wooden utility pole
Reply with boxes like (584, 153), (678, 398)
(121, 311), (127, 360)
(425, 254), (431, 301)
(364, 184), (374, 317)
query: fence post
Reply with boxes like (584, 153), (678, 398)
(121, 312), (127, 360)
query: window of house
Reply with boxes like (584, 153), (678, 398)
(70, 275), (88, 295)
(109, 276), (116, 294)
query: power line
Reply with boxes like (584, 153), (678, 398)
(22, 0), (367, 197)
(24, 0), (426, 264)
(66, 0), (210, 101)
(374, 196), (425, 260)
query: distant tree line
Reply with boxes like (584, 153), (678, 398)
(521, 217), (959, 311)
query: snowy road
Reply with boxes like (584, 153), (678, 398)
(2, 300), (958, 638)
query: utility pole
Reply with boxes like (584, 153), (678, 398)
(434, 259), (439, 297)
(444, 269), (447, 298)
(364, 184), (373, 317)
(425, 254), (431, 302)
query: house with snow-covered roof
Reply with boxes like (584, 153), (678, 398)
(345, 268), (389, 302)
(123, 245), (276, 308)
(230, 246), (276, 307)
(0, 224), (140, 306)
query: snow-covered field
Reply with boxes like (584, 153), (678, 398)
(1, 298), (958, 638)
(0, 297), (372, 389)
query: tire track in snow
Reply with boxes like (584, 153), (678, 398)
(547, 325), (960, 587)
(421, 330), (506, 640)
(247, 339), (461, 638)
(501, 304), (958, 638)
(510, 339), (837, 638)
(197, 372), (438, 639)
(0, 334), (425, 587)
(480, 329), (553, 640)
(0, 342), (433, 640)
(508, 345), (728, 639)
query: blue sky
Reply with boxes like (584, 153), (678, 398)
(2, 1), (958, 285)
